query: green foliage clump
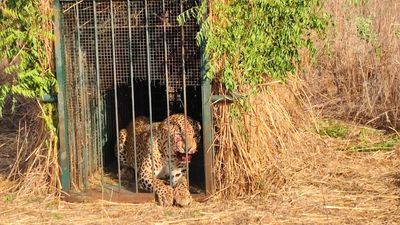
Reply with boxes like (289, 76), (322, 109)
(0, 0), (56, 115)
(348, 0), (369, 7)
(317, 119), (350, 138)
(346, 128), (400, 152)
(318, 120), (400, 152)
(395, 30), (400, 39)
(354, 15), (382, 57)
(180, 0), (328, 93)
(355, 16), (376, 43)
(3, 194), (15, 203)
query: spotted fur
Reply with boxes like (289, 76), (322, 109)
(115, 114), (201, 205)
(173, 176), (192, 207)
(153, 178), (174, 206)
(114, 116), (149, 180)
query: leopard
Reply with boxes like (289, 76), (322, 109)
(115, 113), (201, 205)
(173, 175), (192, 207)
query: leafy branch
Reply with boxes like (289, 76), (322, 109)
(179, 0), (328, 94)
(0, 0), (56, 116)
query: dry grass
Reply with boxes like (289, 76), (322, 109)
(0, 98), (60, 198)
(305, 0), (400, 130)
(0, 141), (399, 224)
(212, 77), (312, 197)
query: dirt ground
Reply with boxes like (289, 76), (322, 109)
(1, 146), (399, 225)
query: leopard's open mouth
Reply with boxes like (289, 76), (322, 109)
(176, 152), (192, 163)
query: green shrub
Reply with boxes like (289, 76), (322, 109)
(348, 0), (369, 6)
(355, 16), (376, 43)
(180, 0), (328, 93)
(0, 0), (56, 116)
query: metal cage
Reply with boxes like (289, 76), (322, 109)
(54, 0), (214, 199)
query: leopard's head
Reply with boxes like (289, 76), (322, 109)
(161, 114), (201, 163)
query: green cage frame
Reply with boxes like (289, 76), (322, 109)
(54, 0), (215, 197)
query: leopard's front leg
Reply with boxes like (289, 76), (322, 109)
(152, 177), (174, 206)
(173, 176), (192, 207)
(138, 156), (162, 192)
(138, 156), (175, 206)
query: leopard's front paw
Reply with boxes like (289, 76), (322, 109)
(173, 176), (192, 207)
(153, 179), (174, 207)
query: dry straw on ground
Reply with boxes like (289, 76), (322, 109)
(0, 143), (399, 224)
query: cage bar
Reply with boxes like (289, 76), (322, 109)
(93, 0), (103, 173)
(144, 0), (156, 183)
(179, 0), (190, 185)
(54, 0), (71, 192)
(160, 0), (173, 185)
(200, 1), (215, 194)
(110, 0), (122, 189)
(75, 1), (91, 191)
(127, 0), (139, 193)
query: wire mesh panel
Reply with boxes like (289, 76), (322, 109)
(62, 0), (200, 91)
(59, 0), (204, 193)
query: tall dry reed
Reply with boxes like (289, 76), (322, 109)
(0, 98), (60, 198)
(305, 0), (400, 130)
(212, 77), (314, 197)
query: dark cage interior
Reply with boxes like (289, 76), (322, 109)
(59, 0), (205, 194)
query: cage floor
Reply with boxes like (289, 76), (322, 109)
(77, 169), (205, 203)
(63, 190), (207, 204)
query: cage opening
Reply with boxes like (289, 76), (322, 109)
(102, 82), (205, 193)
